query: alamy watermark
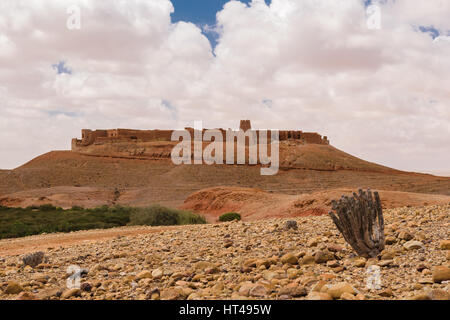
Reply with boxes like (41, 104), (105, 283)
(366, 3), (381, 30)
(366, 265), (382, 290)
(67, 5), (81, 30)
(66, 265), (82, 289)
(170, 121), (279, 176)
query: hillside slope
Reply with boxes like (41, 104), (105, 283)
(181, 187), (450, 222)
(0, 143), (449, 209)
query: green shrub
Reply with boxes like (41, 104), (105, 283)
(128, 205), (206, 227)
(219, 212), (241, 222)
(178, 211), (207, 225)
(39, 204), (57, 211)
(129, 205), (178, 226)
(0, 204), (206, 239)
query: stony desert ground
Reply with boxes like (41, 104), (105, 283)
(1, 204), (449, 300)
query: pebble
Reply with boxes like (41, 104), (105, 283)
(440, 240), (450, 250)
(4, 281), (23, 295)
(432, 266), (450, 283)
(307, 291), (333, 300)
(280, 253), (298, 265)
(0, 204), (448, 300)
(403, 240), (424, 250)
(324, 282), (357, 299)
(152, 268), (163, 280)
(61, 288), (81, 299)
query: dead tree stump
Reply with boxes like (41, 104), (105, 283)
(328, 189), (385, 258)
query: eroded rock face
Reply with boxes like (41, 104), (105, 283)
(0, 204), (449, 300)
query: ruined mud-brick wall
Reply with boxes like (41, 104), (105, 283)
(72, 129), (174, 150)
(72, 121), (330, 151)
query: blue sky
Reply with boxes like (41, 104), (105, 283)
(53, 0), (443, 74)
(170, 0), (442, 47)
(170, 0), (270, 47)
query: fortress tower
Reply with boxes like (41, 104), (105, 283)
(239, 120), (251, 132)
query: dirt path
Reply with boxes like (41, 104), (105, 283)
(0, 225), (184, 257)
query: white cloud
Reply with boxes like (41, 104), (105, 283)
(0, 0), (449, 173)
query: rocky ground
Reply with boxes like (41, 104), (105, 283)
(0, 204), (449, 300)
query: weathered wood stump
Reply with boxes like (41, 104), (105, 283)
(328, 189), (385, 258)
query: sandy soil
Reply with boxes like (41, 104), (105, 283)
(0, 225), (181, 257)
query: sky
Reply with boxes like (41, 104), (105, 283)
(170, 0), (269, 46)
(0, 0), (449, 174)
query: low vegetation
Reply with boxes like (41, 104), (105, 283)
(128, 205), (207, 226)
(219, 212), (241, 222)
(0, 204), (206, 240)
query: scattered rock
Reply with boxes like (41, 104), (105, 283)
(17, 292), (36, 300)
(353, 258), (366, 268)
(0, 204), (448, 301)
(152, 268), (163, 280)
(378, 260), (394, 267)
(280, 253), (298, 265)
(238, 282), (255, 297)
(416, 264), (428, 272)
(403, 240), (424, 250)
(341, 292), (357, 300)
(278, 284), (307, 297)
(136, 270), (152, 280)
(61, 288), (81, 299)
(160, 288), (186, 300)
(327, 244), (343, 252)
(398, 231), (413, 241)
(249, 285), (267, 297)
(385, 236), (396, 245)
(4, 281), (23, 295)
(314, 250), (334, 264)
(440, 240), (450, 250)
(195, 261), (215, 271)
(80, 282), (92, 292)
(324, 282), (357, 299)
(432, 266), (450, 283)
(299, 255), (315, 265)
(307, 291), (333, 300)
(224, 240), (233, 248)
(411, 293), (430, 300)
(379, 289), (394, 297)
(37, 288), (62, 300)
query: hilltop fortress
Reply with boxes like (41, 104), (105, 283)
(70, 120), (330, 170)
(72, 120), (329, 150)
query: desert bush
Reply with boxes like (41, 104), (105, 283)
(38, 204), (57, 211)
(128, 205), (205, 226)
(219, 212), (241, 222)
(128, 206), (179, 226)
(22, 251), (45, 268)
(178, 211), (207, 225)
